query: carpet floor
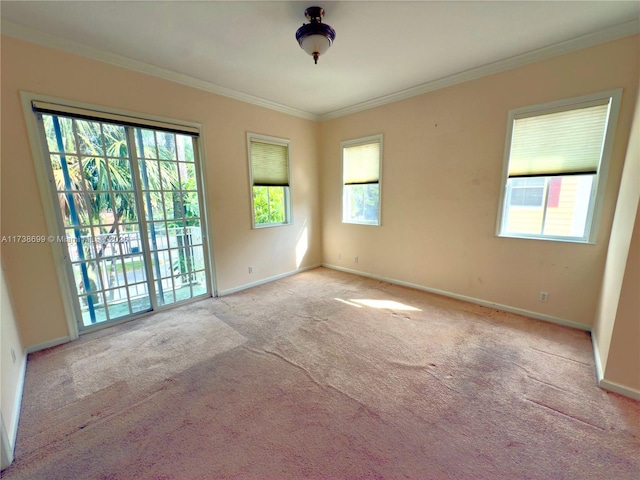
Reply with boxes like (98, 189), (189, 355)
(2, 267), (639, 479)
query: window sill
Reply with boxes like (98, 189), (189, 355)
(497, 233), (595, 245)
(342, 220), (380, 226)
(253, 222), (292, 229)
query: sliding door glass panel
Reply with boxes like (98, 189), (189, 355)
(135, 129), (207, 307)
(42, 114), (153, 327)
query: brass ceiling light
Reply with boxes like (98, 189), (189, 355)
(295, 6), (336, 64)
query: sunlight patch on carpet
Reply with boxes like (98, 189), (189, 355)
(344, 298), (422, 312)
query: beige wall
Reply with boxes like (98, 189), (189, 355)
(1, 259), (27, 468)
(605, 208), (640, 392)
(1, 36), (321, 348)
(320, 36), (639, 327)
(593, 86), (640, 394)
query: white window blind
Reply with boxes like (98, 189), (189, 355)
(32, 100), (199, 136)
(250, 140), (289, 187)
(343, 142), (380, 185)
(508, 101), (610, 178)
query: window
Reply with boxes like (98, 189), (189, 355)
(509, 178), (545, 207)
(342, 135), (382, 225)
(498, 90), (621, 243)
(248, 133), (291, 227)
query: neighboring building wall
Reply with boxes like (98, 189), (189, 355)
(320, 35), (639, 328)
(505, 207), (545, 235)
(545, 177), (584, 236)
(1, 35), (322, 349)
(505, 177), (587, 236)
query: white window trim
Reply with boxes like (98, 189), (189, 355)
(496, 89), (622, 244)
(247, 132), (293, 229)
(341, 134), (383, 226)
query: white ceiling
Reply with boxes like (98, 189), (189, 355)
(2, 1), (639, 119)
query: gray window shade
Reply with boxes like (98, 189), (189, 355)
(343, 142), (380, 185)
(508, 101), (609, 178)
(251, 140), (289, 187)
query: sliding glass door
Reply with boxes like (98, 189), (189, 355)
(36, 107), (211, 330)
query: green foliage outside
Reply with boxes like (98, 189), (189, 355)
(44, 115), (200, 233)
(253, 186), (286, 225)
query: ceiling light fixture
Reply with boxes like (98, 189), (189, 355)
(295, 6), (336, 64)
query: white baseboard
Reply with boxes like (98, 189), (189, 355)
(591, 333), (605, 382)
(598, 378), (640, 401)
(26, 335), (71, 354)
(218, 264), (322, 296)
(1, 412), (12, 471)
(10, 356), (26, 444)
(1, 351), (27, 470)
(591, 333), (640, 400)
(322, 264), (591, 331)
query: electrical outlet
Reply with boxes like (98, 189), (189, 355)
(11, 347), (16, 364)
(354, 256), (359, 263)
(539, 291), (549, 303)
(337, 253), (341, 260)
(248, 266), (253, 274)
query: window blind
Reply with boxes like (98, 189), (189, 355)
(343, 142), (380, 185)
(32, 100), (199, 136)
(508, 101), (609, 178)
(250, 140), (289, 187)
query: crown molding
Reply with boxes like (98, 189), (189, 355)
(3, 18), (637, 123)
(1, 20), (320, 122)
(319, 20), (640, 121)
